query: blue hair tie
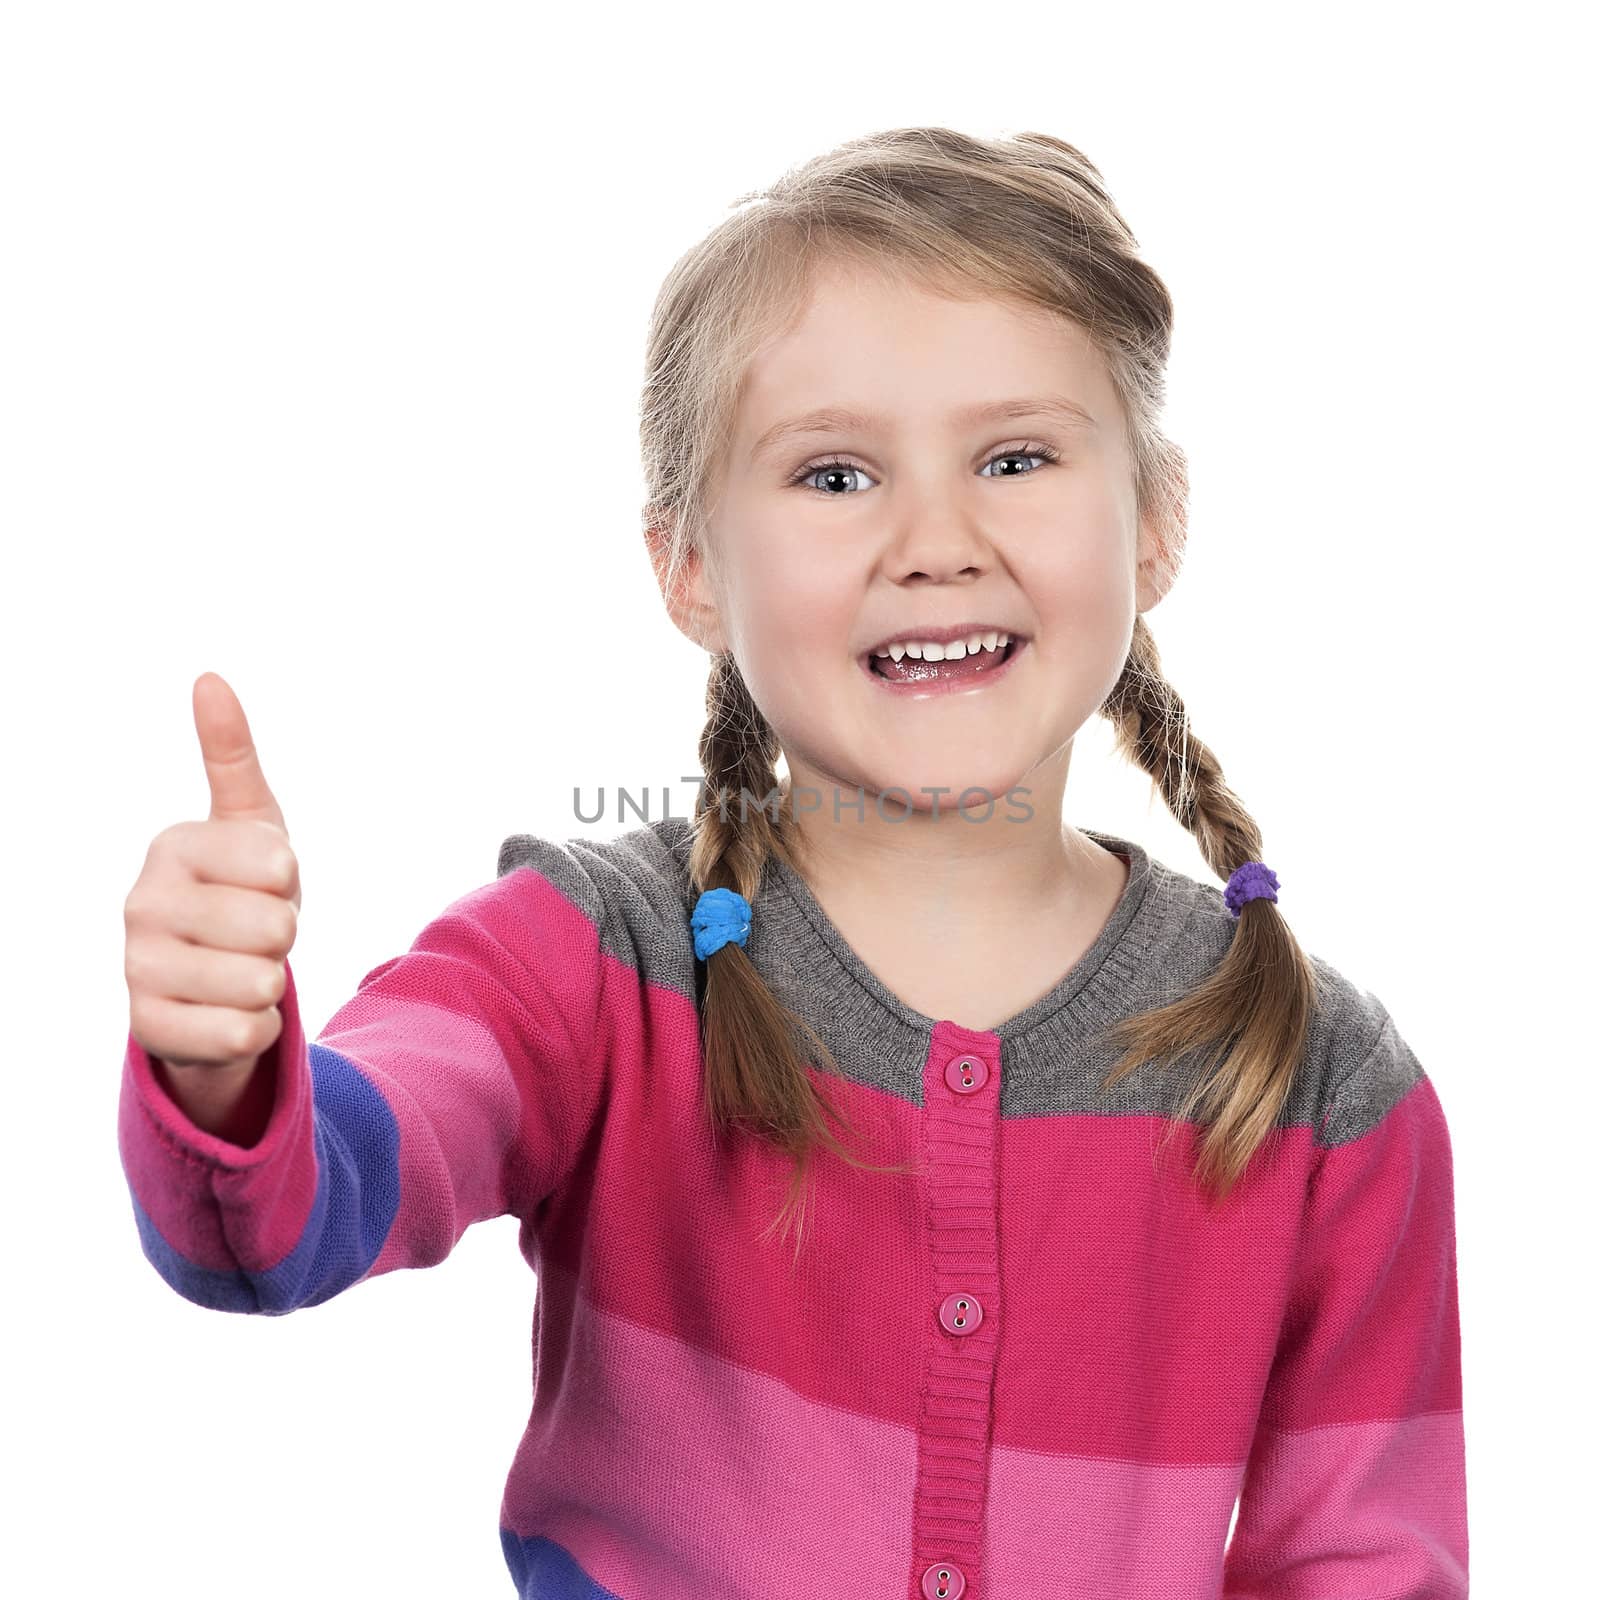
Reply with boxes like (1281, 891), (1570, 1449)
(692, 886), (752, 960)
(1224, 861), (1280, 918)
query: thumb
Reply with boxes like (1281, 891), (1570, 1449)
(192, 672), (289, 835)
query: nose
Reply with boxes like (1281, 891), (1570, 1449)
(879, 503), (994, 584)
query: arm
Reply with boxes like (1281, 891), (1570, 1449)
(117, 864), (607, 1315)
(1223, 1014), (1468, 1597)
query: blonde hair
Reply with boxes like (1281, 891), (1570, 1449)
(639, 127), (1319, 1254)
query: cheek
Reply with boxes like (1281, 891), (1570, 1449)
(1010, 521), (1137, 690)
(734, 532), (856, 642)
(717, 558), (855, 723)
(1013, 483), (1134, 607)
(1016, 536), (1127, 624)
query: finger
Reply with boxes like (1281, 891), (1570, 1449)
(192, 672), (288, 835)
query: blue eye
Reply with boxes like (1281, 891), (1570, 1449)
(787, 441), (1062, 496)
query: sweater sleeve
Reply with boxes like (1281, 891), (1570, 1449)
(117, 865), (606, 1315)
(1223, 1013), (1468, 1597)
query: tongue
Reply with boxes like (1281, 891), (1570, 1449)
(875, 645), (1005, 684)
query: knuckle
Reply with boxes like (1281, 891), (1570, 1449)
(123, 939), (150, 991)
(125, 879), (168, 927)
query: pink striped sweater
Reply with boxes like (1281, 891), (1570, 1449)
(118, 817), (1468, 1598)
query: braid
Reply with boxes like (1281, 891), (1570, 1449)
(687, 651), (913, 1260)
(688, 650), (792, 901)
(1100, 617), (1265, 876)
(1096, 616), (1322, 1202)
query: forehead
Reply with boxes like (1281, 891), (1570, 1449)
(734, 262), (1114, 448)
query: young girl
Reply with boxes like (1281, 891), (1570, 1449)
(119, 127), (1466, 1598)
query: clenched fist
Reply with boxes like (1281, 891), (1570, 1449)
(124, 672), (301, 1082)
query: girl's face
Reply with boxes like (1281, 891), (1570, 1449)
(664, 260), (1170, 819)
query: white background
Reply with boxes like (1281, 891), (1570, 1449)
(4, 2), (1592, 1595)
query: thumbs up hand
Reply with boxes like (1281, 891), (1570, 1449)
(124, 673), (301, 1076)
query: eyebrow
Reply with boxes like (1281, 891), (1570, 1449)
(749, 393), (1099, 461)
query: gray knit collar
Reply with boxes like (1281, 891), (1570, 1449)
(733, 824), (1221, 1111)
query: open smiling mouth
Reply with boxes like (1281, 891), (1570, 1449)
(860, 636), (1028, 692)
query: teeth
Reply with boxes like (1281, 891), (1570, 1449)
(875, 630), (1011, 663)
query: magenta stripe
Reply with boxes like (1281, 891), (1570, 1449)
(540, 1037), (1320, 1464)
(1263, 1076), (1463, 1428)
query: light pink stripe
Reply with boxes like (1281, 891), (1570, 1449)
(1223, 1410), (1468, 1596)
(319, 994), (526, 1277)
(983, 1436), (1244, 1598)
(500, 1255), (918, 1599)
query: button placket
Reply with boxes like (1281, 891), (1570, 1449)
(936, 1053), (988, 1347)
(911, 1033), (1000, 1599)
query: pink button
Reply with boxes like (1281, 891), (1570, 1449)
(937, 1292), (983, 1335)
(944, 1054), (988, 1094)
(921, 1561), (966, 1599)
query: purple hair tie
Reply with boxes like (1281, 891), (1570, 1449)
(1224, 861), (1279, 919)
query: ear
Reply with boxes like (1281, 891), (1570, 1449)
(1134, 452), (1188, 615)
(643, 509), (730, 653)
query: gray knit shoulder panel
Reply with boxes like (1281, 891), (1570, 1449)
(497, 819), (699, 1006)
(497, 816), (1425, 1139)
